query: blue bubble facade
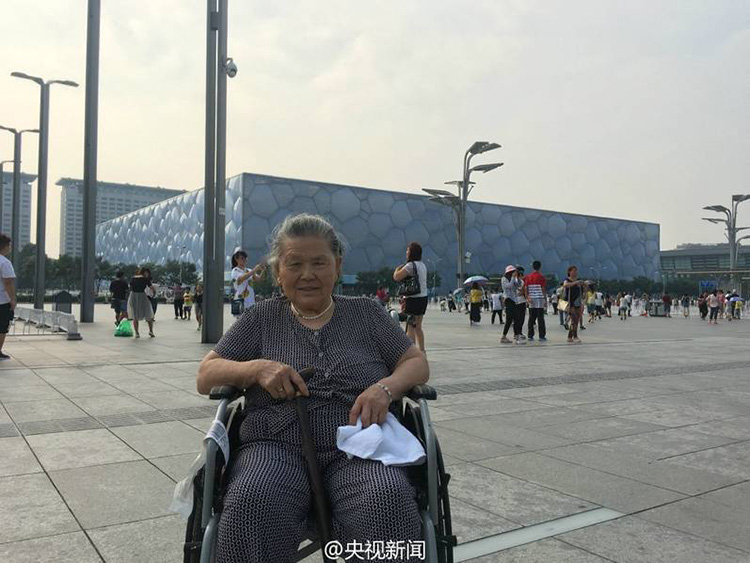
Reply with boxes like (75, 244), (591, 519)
(96, 172), (660, 289)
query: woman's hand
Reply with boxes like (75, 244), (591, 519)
(256, 361), (309, 400)
(349, 384), (391, 428)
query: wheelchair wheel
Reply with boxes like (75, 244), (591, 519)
(402, 402), (455, 563)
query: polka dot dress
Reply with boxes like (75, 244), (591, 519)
(213, 296), (423, 562)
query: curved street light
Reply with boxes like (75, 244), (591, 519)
(12, 71), (79, 309)
(0, 125), (40, 265)
(702, 195), (750, 290)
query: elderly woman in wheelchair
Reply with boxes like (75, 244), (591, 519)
(196, 213), (432, 563)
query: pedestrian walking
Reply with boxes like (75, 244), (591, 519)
(525, 260), (547, 341)
(173, 284), (185, 319)
(490, 287), (503, 325)
(231, 249), (266, 317)
(142, 268), (157, 319)
(563, 265), (585, 344)
(194, 283), (204, 330)
(500, 265), (525, 344)
(708, 290), (720, 324)
(128, 267), (155, 338)
(183, 290), (193, 320)
(109, 270), (129, 326)
(0, 234), (16, 360)
(681, 294), (690, 318)
(469, 282), (482, 325)
(393, 242), (428, 353)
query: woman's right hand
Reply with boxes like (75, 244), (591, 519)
(256, 361), (310, 400)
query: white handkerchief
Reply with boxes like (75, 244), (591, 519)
(336, 412), (426, 466)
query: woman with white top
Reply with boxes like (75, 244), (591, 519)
(393, 242), (428, 354)
(231, 249), (266, 316)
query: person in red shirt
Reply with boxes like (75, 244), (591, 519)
(524, 260), (547, 341)
(662, 293), (672, 318)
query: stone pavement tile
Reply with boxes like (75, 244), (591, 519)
(0, 531), (101, 563)
(595, 427), (739, 459)
(0, 383), (65, 403)
(0, 437), (42, 477)
(88, 514), (184, 563)
(0, 473), (79, 543)
(52, 379), (122, 398)
(559, 515), (750, 563)
(150, 452), (200, 481)
(699, 481), (750, 511)
(569, 397), (672, 417)
(111, 421), (204, 458)
(440, 398), (549, 417)
(448, 463), (594, 526)
(4, 398), (88, 423)
(639, 496), (750, 552)
(665, 441), (750, 480)
(182, 417), (213, 433)
(541, 442), (742, 495)
(0, 370), (46, 390)
(620, 405), (737, 427)
(526, 388), (652, 408)
(466, 538), (610, 562)
(535, 417), (667, 442)
(425, 406), (470, 422)
(450, 497), (519, 543)
(441, 452), (463, 467)
(478, 452), (684, 513)
(107, 377), (179, 394)
(72, 394), (155, 416)
(155, 375), (199, 392)
(27, 428), (142, 471)
(0, 405), (12, 424)
(50, 460), (176, 529)
(82, 365), (139, 380)
(685, 416), (750, 440)
(132, 390), (212, 410)
(34, 366), (94, 382)
(474, 406), (608, 429)
(436, 419), (575, 451)
(435, 428), (525, 461)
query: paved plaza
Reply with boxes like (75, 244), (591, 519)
(1, 303), (750, 562)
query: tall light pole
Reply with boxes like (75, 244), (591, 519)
(81, 0), (100, 323)
(0, 159), (13, 232)
(0, 126), (39, 265)
(11, 72), (78, 310)
(203, 0), (236, 343)
(424, 141), (502, 289)
(703, 194), (750, 291)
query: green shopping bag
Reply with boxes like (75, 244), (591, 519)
(115, 319), (134, 337)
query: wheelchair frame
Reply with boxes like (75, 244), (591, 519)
(184, 382), (455, 563)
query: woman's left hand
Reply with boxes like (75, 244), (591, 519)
(349, 384), (390, 428)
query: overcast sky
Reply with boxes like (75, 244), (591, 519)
(1, 0), (747, 257)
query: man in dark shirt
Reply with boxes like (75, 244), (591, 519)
(109, 271), (129, 325)
(174, 285), (185, 319)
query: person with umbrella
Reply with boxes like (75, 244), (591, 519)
(469, 281), (483, 324)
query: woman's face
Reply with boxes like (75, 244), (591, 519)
(236, 254), (247, 268)
(277, 236), (341, 312)
(569, 267), (578, 280)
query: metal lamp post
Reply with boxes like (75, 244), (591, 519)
(203, 0), (236, 343)
(0, 125), (39, 265)
(702, 194), (750, 290)
(424, 141), (502, 290)
(11, 72), (78, 310)
(0, 159), (13, 232)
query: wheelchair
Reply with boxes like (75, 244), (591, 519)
(183, 368), (455, 563)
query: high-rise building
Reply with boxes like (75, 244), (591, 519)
(56, 178), (185, 257)
(1, 171), (35, 248)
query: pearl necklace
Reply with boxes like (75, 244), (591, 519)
(290, 298), (334, 320)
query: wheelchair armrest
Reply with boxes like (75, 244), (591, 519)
(209, 385), (243, 401)
(407, 384), (437, 401)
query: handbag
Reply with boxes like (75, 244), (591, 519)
(397, 262), (421, 297)
(557, 286), (570, 313)
(231, 299), (245, 316)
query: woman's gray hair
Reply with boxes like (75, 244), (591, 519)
(267, 213), (346, 275)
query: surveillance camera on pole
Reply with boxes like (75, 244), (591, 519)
(224, 57), (237, 78)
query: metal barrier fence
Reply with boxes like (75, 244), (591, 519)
(10, 307), (83, 340)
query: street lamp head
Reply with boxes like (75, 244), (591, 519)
(50, 79), (79, 88)
(10, 71), (44, 85)
(732, 194), (750, 203)
(444, 180), (474, 187)
(701, 217), (725, 224)
(0, 125), (18, 134)
(468, 141), (501, 155)
(422, 188), (455, 197)
(703, 205), (730, 214)
(470, 162), (504, 174)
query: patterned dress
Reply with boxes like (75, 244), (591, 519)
(213, 295), (423, 563)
